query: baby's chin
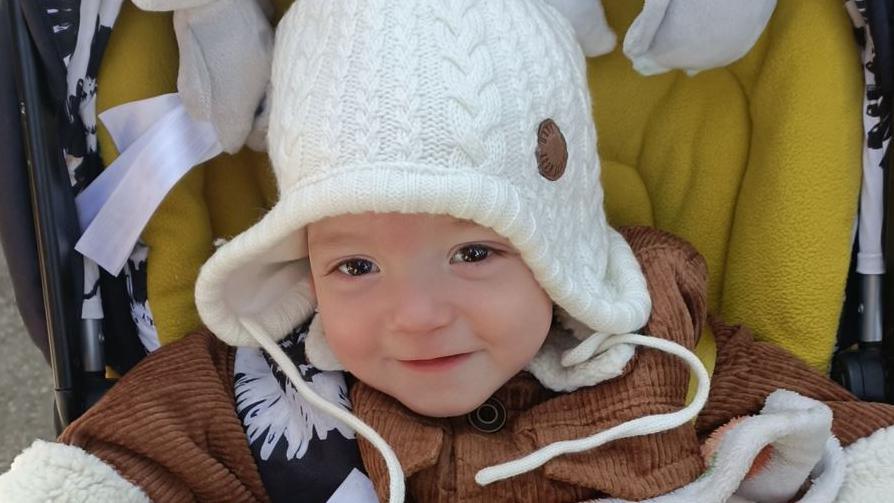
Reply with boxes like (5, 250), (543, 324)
(401, 396), (489, 418)
(384, 384), (497, 418)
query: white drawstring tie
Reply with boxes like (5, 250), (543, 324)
(475, 332), (710, 486)
(243, 320), (407, 503)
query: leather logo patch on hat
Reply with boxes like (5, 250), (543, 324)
(536, 119), (567, 181)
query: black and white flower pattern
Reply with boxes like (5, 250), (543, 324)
(847, 0), (892, 168)
(123, 241), (158, 351)
(41, 0), (160, 353)
(234, 323), (371, 503)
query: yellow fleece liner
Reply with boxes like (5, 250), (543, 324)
(597, 0), (861, 372)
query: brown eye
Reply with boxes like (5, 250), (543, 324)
(337, 259), (379, 277)
(451, 245), (491, 264)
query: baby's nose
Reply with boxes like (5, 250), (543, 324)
(386, 276), (454, 335)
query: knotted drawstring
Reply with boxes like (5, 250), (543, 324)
(475, 332), (711, 486)
(242, 319), (407, 503)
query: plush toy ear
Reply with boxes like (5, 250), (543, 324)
(543, 0), (617, 57)
(623, 0), (777, 76)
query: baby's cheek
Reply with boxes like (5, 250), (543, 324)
(318, 309), (376, 367)
(488, 309), (551, 370)
(511, 291), (553, 361)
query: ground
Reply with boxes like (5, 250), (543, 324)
(0, 247), (54, 472)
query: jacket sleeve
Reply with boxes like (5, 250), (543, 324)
(0, 439), (149, 502)
(3, 331), (269, 503)
(696, 318), (894, 445)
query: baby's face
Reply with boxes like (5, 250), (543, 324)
(307, 212), (553, 417)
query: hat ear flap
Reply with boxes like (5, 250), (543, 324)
(542, 0), (617, 57)
(305, 314), (346, 371)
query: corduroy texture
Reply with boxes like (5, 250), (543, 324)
(594, 0), (862, 372)
(695, 318), (894, 446)
(352, 227), (706, 502)
(57, 331), (269, 503)
(194, 0), (652, 351)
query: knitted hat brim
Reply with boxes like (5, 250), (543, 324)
(195, 162), (651, 347)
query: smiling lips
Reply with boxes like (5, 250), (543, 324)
(399, 352), (472, 371)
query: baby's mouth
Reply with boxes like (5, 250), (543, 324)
(399, 352), (473, 372)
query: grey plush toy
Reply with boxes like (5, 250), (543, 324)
(131, 0), (274, 154)
(623, 0), (778, 76)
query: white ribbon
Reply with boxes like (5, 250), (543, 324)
(75, 93), (222, 275)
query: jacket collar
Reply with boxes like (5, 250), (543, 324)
(351, 363), (704, 500)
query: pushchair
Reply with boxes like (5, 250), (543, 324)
(0, 0), (892, 436)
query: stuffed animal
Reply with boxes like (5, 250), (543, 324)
(130, 0), (274, 154)
(623, 0), (779, 76)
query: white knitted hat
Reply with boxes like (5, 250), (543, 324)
(196, 0), (650, 351)
(195, 1), (709, 500)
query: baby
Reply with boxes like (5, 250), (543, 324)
(3, 1), (894, 502)
(306, 212), (555, 418)
(182, 0), (720, 497)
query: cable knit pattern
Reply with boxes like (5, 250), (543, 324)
(433, 0), (497, 170)
(195, 0), (651, 350)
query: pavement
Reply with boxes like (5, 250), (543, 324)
(0, 247), (55, 472)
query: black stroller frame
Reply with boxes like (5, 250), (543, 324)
(1, 0), (893, 431)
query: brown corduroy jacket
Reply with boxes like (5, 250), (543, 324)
(58, 227), (894, 502)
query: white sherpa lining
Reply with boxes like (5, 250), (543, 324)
(0, 439), (149, 503)
(837, 424), (894, 502)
